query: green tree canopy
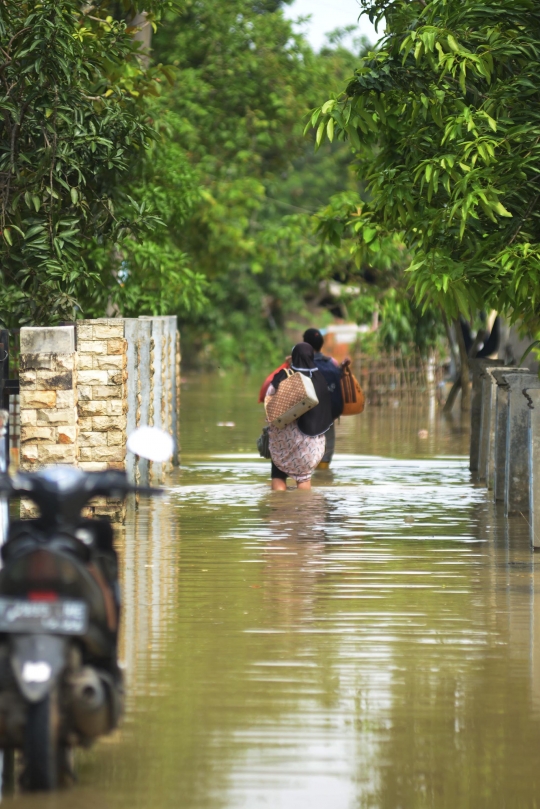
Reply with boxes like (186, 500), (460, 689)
(148, 2), (362, 367)
(0, 0), (171, 325)
(312, 0), (540, 332)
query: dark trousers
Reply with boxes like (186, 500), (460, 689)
(321, 422), (336, 464)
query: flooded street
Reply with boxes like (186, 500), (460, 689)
(9, 374), (540, 808)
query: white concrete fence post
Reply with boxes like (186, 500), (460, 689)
(504, 372), (540, 516)
(526, 388), (540, 548)
(483, 366), (510, 491)
(476, 360), (503, 484)
(491, 369), (530, 504)
(0, 410), (9, 546)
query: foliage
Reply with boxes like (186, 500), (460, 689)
(150, 5), (363, 368)
(310, 0), (540, 331)
(81, 105), (208, 319)
(1, 0), (443, 362)
(0, 0), (173, 326)
(317, 190), (445, 355)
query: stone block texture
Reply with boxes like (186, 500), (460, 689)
(19, 317), (180, 523)
(19, 328), (78, 473)
(19, 327), (78, 519)
(75, 320), (128, 476)
(75, 320), (128, 523)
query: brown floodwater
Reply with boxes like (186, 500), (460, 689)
(6, 374), (540, 808)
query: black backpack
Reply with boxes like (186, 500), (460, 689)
(314, 355), (343, 420)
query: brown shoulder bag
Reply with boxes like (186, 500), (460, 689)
(341, 365), (365, 416)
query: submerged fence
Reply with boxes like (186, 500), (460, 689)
(353, 350), (445, 404)
(470, 359), (540, 549)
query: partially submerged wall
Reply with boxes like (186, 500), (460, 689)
(76, 319), (128, 473)
(19, 326), (78, 470)
(18, 316), (180, 520)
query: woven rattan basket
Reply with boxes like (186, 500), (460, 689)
(265, 370), (318, 428)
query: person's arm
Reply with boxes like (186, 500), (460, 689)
(258, 360), (290, 403)
(330, 355), (351, 374)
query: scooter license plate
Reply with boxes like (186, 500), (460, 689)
(0, 598), (88, 635)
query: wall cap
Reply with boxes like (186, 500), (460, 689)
(20, 326), (75, 355)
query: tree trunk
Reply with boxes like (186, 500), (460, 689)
(455, 318), (471, 412)
(442, 312), (459, 379)
(443, 376), (461, 414)
(131, 12), (152, 68)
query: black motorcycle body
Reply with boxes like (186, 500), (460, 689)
(0, 466), (157, 790)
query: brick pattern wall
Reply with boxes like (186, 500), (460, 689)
(75, 320), (128, 523)
(19, 351), (78, 470)
(18, 317), (179, 523)
(76, 320), (128, 473)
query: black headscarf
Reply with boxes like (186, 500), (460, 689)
(271, 343), (333, 436)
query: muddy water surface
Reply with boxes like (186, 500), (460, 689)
(9, 374), (540, 809)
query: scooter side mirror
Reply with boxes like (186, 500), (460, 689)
(126, 426), (174, 463)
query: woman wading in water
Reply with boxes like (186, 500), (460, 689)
(266, 342), (333, 491)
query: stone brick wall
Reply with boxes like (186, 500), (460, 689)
(19, 327), (78, 471)
(18, 316), (180, 523)
(76, 319), (128, 473)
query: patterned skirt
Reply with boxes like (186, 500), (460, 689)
(268, 421), (326, 483)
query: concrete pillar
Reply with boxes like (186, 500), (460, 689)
(477, 360), (504, 482)
(504, 371), (540, 515)
(160, 318), (172, 472)
(140, 317), (164, 483)
(491, 369), (529, 503)
(163, 316), (178, 465)
(114, 317), (155, 486)
(526, 389), (540, 548)
(136, 320), (152, 486)
(484, 367), (511, 490)
(491, 368), (530, 502)
(470, 359), (484, 473)
(175, 330), (181, 465)
(160, 316), (178, 464)
(0, 410), (9, 546)
(125, 319), (140, 484)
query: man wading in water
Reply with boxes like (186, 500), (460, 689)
(302, 328), (350, 469)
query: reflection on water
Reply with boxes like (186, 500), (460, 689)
(6, 374), (540, 808)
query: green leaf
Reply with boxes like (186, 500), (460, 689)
(494, 201), (512, 217)
(327, 118), (334, 142)
(363, 227), (377, 244)
(518, 341), (540, 367)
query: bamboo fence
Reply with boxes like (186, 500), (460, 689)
(353, 348), (445, 405)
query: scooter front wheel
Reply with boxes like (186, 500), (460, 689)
(23, 690), (59, 790)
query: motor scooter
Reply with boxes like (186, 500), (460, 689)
(0, 426), (173, 790)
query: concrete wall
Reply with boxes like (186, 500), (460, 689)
(472, 362), (540, 548)
(18, 316), (180, 519)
